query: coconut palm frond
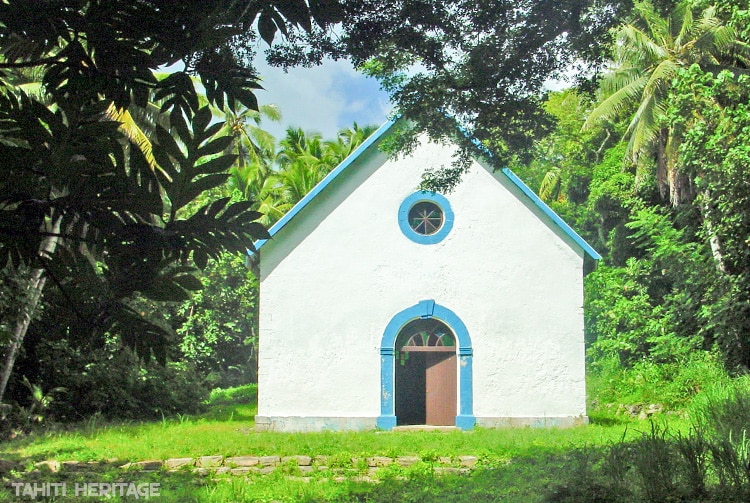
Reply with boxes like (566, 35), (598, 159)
(539, 167), (563, 203)
(583, 75), (648, 130)
(254, 194), (291, 227)
(633, 1), (669, 46)
(625, 94), (660, 161)
(105, 103), (167, 178)
(673, 3), (694, 47)
(695, 24), (739, 58)
(258, 104), (282, 123)
(696, 5), (721, 31)
(244, 127), (276, 158)
(127, 101), (169, 139)
(618, 25), (668, 65)
(599, 66), (644, 96)
(642, 59), (679, 97)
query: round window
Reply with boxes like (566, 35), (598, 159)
(398, 192), (454, 244)
(408, 201), (444, 235)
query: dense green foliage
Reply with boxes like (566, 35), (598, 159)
(1, 121), (378, 421)
(175, 253), (259, 388)
(0, 0), (308, 409)
(25, 342), (208, 422)
(268, 0), (631, 178)
(1, 2), (750, 478)
(507, 1), (750, 398)
(0, 0), (381, 419)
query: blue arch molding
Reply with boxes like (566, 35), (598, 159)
(398, 191), (454, 245)
(378, 300), (475, 430)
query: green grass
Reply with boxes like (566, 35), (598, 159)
(0, 383), (694, 502)
(0, 463), (581, 503)
(1, 400), (653, 464)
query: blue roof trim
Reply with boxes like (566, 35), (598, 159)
(253, 118), (398, 251)
(500, 168), (602, 260)
(455, 124), (600, 260)
(252, 116), (600, 261)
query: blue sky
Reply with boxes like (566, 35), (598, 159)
(253, 58), (392, 141)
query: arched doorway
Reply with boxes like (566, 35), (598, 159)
(377, 300), (475, 430)
(395, 319), (457, 426)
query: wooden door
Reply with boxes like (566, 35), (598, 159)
(425, 352), (457, 426)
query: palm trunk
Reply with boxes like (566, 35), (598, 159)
(656, 128), (669, 200)
(0, 217), (61, 403)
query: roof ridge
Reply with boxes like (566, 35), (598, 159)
(252, 118), (601, 261)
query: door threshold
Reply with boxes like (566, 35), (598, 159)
(392, 425), (459, 432)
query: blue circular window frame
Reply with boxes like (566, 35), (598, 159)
(398, 191), (454, 244)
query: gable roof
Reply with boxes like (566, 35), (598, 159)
(253, 119), (601, 260)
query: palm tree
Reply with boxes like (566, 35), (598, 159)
(324, 122), (379, 163)
(275, 128), (330, 207)
(228, 123), (380, 227)
(221, 104), (281, 200)
(222, 104), (281, 169)
(278, 159), (328, 205)
(276, 127), (325, 168)
(274, 124), (379, 208)
(583, 1), (749, 204)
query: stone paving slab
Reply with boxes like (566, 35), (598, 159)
(226, 456), (260, 467)
(367, 456), (393, 467)
(32, 453), (483, 479)
(282, 455), (312, 466)
(34, 461), (61, 473)
(459, 455), (478, 467)
(165, 457), (195, 470)
(396, 456), (419, 466)
(197, 456), (223, 468)
(120, 460), (161, 471)
(258, 455), (280, 467)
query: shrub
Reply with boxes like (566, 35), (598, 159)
(549, 379), (750, 502)
(689, 376), (750, 441)
(14, 339), (209, 422)
(207, 384), (258, 405)
(589, 350), (730, 415)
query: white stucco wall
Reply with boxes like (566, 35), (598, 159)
(256, 134), (587, 431)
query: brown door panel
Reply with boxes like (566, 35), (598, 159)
(425, 353), (457, 426)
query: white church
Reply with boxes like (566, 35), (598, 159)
(253, 118), (600, 432)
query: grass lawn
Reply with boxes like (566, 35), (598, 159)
(0, 388), (687, 502)
(2, 402), (650, 463)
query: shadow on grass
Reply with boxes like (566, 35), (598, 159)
(587, 412), (632, 427)
(294, 453), (580, 503)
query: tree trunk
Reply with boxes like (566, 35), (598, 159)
(0, 217), (61, 403)
(656, 128), (669, 200)
(701, 190), (726, 274)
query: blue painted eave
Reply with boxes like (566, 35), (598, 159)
(251, 117), (601, 261)
(457, 123), (601, 261)
(252, 118), (398, 252)
(500, 168), (602, 261)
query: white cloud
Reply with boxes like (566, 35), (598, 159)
(253, 58), (391, 141)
